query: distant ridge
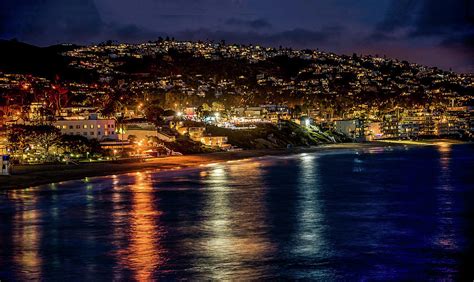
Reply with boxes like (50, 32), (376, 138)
(0, 39), (79, 78)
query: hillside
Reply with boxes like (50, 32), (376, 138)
(0, 39), (77, 79)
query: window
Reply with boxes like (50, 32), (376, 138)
(83, 132), (87, 135)
(111, 124), (115, 128)
(76, 125), (80, 129)
(90, 132), (94, 135)
(62, 125), (67, 129)
(90, 125), (94, 129)
(83, 124), (88, 129)
(69, 125), (73, 129)
(97, 131), (101, 135)
(98, 125), (101, 129)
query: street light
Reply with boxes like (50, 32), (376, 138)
(304, 118), (310, 127)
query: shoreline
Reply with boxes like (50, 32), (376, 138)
(0, 140), (466, 190)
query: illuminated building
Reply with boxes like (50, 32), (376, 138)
(54, 114), (118, 141)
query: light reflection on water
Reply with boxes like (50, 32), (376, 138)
(433, 143), (458, 255)
(293, 154), (327, 259)
(1, 144), (474, 280)
(114, 172), (165, 281)
(196, 162), (275, 280)
(12, 197), (42, 280)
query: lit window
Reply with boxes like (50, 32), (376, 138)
(62, 125), (67, 129)
(98, 125), (101, 129)
(83, 124), (88, 129)
(90, 125), (94, 129)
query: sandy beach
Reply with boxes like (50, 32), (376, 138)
(0, 141), (457, 190)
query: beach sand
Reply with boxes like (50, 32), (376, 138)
(0, 141), (437, 190)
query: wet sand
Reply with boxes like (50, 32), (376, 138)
(0, 142), (428, 190)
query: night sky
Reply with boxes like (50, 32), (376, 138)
(1, 0), (473, 73)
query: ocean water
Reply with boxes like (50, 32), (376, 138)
(1, 144), (473, 280)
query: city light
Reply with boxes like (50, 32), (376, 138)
(1, 3), (473, 281)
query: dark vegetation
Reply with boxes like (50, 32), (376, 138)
(206, 122), (349, 149)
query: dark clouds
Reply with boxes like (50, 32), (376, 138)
(0, 0), (157, 43)
(0, 0), (103, 42)
(0, 0), (473, 72)
(374, 0), (418, 33)
(225, 18), (272, 30)
(375, 0), (474, 36)
(411, 0), (474, 36)
(369, 0), (474, 72)
(176, 26), (343, 48)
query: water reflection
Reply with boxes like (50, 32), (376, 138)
(10, 191), (42, 280)
(197, 162), (273, 279)
(434, 143), (458, 252)
(114, 172), (165, 281)
(294, 154), (327, 255)
(1, 145), (473, 280)
(292, 154), (330, 278)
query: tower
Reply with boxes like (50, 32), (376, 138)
(1, 155), (10, 176)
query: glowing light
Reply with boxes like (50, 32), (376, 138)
(115, 173), (164, 281)
(304, 118), (310, 127)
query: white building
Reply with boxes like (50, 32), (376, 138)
(123, 122), (158, 141)
(334, 119), (365, 139)
(54, 115), (118, 141)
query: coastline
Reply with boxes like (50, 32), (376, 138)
(0, 140), (461, 190)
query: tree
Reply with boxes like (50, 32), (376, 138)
(201, 103), (211, 112)
(127, 135), (137, 143)
(163, 109), (176, 117)
(292, 105), (302, 118)
(30, 125), (62, 154)
(59, 135), (93, 155)
(211, 101), (225, 112)
(144, 104), (164, 124)
(7, 125), (62, 162)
